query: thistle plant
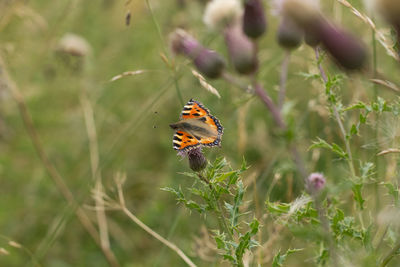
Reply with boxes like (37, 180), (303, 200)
(4, 0), (400, 266)
(163, 0), (400, 266)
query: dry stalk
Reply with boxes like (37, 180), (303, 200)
(0, 57), (119, 267)
(336, 0), (399, 61)
(80, 91), (111, 252)
(112, 174), (198, 267)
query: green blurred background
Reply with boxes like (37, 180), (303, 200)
(1, 0), (400, 266)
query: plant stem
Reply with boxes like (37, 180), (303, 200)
(115, 179), (197, 267)
(278, 51), (291, 110)
(380, 239), (400, 267)
(313, 194), (339, 266)
(372, 24), (381, 212)
(253, 83), (286, 129)
(122, 206), (197, 267)
(80, 91), (111, 253)
(197, 173), (234, 240)
(314, 47), (356, 178)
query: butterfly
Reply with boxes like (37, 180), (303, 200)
(170, 99), (223, 152)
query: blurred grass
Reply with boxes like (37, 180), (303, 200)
(1, 0), (400, 266)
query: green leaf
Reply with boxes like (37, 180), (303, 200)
(226, 180), (245, 228)
(360, 162), (375, 181)
(298, 72), (321, 80)
(350, 123), (359, 136)
(161, 186), (184, 200)
(249, 218), (260, 235)
(382, 182), (400, 206)
(215, 171), (236, 183)
(343, 102), (367, 111)
(184, 200), (206, 213)
(178, 172), (199, 179)
(266, 201), (291, 214)
(272, 248), (302, 267)
(309, 138), (347, 159)
(352, 182), (365, 210)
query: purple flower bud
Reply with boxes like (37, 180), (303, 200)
(187, 147), (208, 172)
(243, 0), (267, 39)
(224, 24), (258, 74)
(277, 17), (303, 50)
(307, 172), (326, 193)
(170, 29), (225, 78)
(314, 21), (367, 70)
(304, 28), (320, 47)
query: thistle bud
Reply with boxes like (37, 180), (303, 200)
(224, 23), (258, 74)
(170, 29), (225, 78)
(282, 0), (367, 69)
(243, 0), (267, 39)
(277, 17), (303, 49)
(187, 147), (208, 172)
(314, 21), (367, 70)
(304, 29), (320, 47)
(306, 172), (326, 193)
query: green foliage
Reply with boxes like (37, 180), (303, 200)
(272, 248), (302, 267)
(164, 157), (258, 266)
(309, 137), (347, 159)
(3, 0), (400, 266)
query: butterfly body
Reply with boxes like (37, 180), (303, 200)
(170, 99), (223, 152)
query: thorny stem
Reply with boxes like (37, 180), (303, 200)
(197, 173), (234, 240)
(278, 51), (291, 110)
(312, 193), (339, 266)
(253, 83), (286, 129)
(0, 58), (120, 267)
(314, 47), (357, 178)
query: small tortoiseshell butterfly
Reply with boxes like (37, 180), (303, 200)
(170, 99), (223, 152)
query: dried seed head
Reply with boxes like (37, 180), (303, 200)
(203, 0), (243, 30)
(224, 23), (258, 74)
(170, 29), (225, 78)
(187, 147), (208, 172)
(243, 0), (267, 39)
(57, 33), (91, 57)
(307, 172), (326, 193)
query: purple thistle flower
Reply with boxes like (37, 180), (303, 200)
(307, 172), (326, 193)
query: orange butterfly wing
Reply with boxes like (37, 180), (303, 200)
(173, 99), (223, 152)
(173, 131), (200, 151)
